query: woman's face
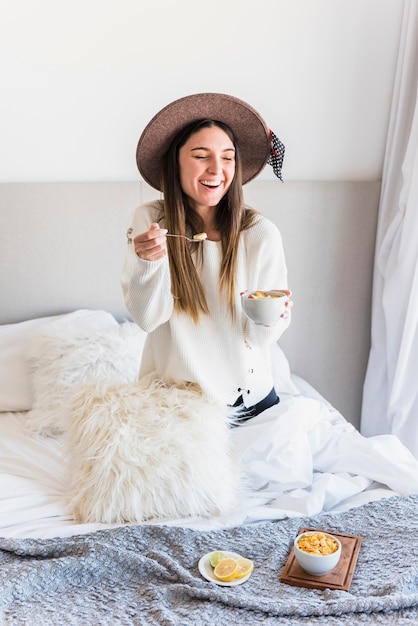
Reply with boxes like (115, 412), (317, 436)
(178, 125), (236, 212)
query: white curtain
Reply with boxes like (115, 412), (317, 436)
(361, 0), (418, 458)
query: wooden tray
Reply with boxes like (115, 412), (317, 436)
(280, 527), (362, 592)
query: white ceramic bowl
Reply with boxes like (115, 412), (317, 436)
(293, 531), (342, 576)
(241, 290), (288, 325)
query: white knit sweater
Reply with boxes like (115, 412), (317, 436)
(121, 200), (291, 407)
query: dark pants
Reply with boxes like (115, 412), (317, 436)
(230, 387), (279, 425)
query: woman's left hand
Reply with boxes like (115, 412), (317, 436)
(275, 289), (292, 319)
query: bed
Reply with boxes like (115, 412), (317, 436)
(1, 181), (418, 625)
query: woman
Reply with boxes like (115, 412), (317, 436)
(121, 93), (418, 511)
(121, 93), (291, 422)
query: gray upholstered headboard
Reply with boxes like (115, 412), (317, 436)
(0, 180), (379, 429)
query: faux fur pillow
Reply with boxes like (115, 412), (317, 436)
(25, 321), (145, 437)
(67, 375), (240, 523)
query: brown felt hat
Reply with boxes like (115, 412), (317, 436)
(136, 93), (271, 191)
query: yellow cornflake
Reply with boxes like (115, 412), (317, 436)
(297, 532), (338, 555)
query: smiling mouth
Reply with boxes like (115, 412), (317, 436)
(200, 180), (222, 188)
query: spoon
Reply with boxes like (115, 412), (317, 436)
(126, 228), (207, 244)
(166, 232), (207, 242)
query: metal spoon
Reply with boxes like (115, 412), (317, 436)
(166, 233), (207, 242)
(126, 228), (207, 244)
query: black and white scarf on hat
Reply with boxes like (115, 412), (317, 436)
(268, 130), (285, 181)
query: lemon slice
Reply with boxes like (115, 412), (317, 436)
(234, 557), (254, 579)
(209, 551), (227, 568)
(213, 558), (239, 582)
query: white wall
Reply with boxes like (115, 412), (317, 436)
(0, 0), (403, 182)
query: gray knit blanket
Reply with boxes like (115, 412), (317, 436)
(1, 495), (418, 625)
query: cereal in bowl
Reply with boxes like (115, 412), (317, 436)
(297, 532), (339, 556)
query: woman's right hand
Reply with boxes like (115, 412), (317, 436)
(133, 223), (168, 261)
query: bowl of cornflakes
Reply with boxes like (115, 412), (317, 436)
(241, 290), (288, 325)
(293, 531), (341, 576)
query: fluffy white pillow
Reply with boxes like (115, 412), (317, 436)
(67, 376), (240, 523)
(0, 314), (65, 412)
(25, 314), (145, 437)
(0, 309), (123, 413)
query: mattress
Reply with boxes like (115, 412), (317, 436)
(1, 309), (417, 539)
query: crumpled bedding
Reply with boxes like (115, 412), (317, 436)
(232, 389), (418, 523)
(1, 374), (417, 539)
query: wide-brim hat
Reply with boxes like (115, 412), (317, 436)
(136, 93), (271, 191)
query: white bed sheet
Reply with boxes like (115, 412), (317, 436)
(2, 376), (418, 539)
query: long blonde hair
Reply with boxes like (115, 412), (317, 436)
(161, 119), (258, 323)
